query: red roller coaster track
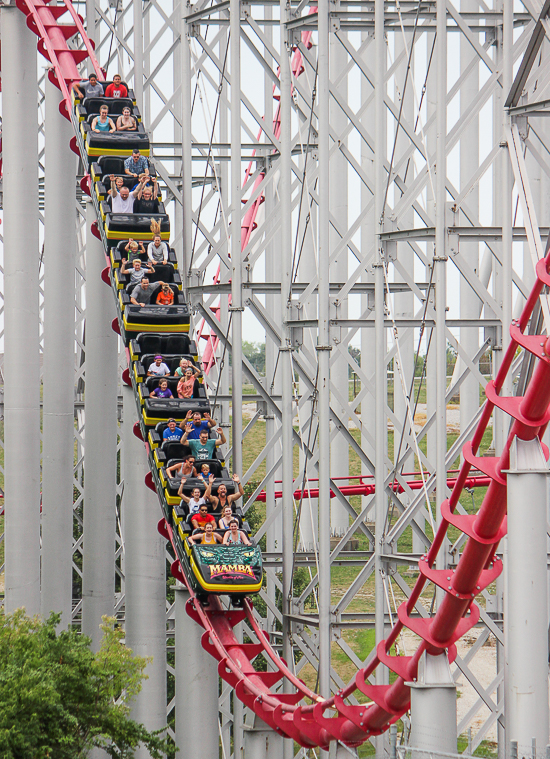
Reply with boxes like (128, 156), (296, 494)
(14, 0), (550, 747)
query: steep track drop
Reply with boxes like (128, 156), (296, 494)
(14, 0), (550, 746)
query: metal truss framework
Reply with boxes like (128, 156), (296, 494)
(2, 0), (550, 752)
(179, 0), (545, 752)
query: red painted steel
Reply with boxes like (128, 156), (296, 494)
(253, 473), (491, 501)
(16, 0), (550, 745)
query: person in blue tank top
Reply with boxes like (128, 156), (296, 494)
(91, 105), (116, 133)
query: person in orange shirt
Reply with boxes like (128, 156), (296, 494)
(155, 283), (174, 305)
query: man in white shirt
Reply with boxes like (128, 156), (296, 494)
(109, 174), (145, 213)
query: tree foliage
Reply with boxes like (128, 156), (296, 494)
(0, 610), (172, 759)
(242, 341), (266, 375)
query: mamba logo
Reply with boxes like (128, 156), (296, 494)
(209, 564), (256, 579)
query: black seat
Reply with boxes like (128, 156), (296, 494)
(110, 177), (142, 193)
(124, 283), (185, 306)
(124, 266), (177, 290)
(171, 475), (236, 501)
(97, 177), (142, 204)
(102, 80), (134, 98)
(90, 155), (156, 186)
(160, 440), (192, 461)
(110, 239), (177, 268)
(136, 334), (192, 355)
(81, 96), (135, 115)
(188, 458), (223, 478)
(146, 375), (202, 397)
(141, 354), (197, 375)
(104, 212), (169, 240)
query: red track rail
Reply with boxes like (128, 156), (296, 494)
(15, 0), (550, 747)
(253, 472), (491, 502)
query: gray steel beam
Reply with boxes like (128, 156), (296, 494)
(41, 74), (77, 627)
(175, 587), (218, 759)
(123, 385), (167, 751)
(82, 202), (118, 650)
(505, 437), (550, 750)
(2, 5), (41, 616)
(317, 0), (332, 703)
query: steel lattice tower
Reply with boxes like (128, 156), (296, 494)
(1, 0), (550, 754)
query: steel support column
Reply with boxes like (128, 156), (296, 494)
(122, 385), (167, 750)
(230, 0), (243, 478)
(279, 0), (294, 676)
(458, 0), (480, 437)
(329, 30), (349, 538)
(434, 0), (448, 592)
(82, 201), (118, 649)
(133, 0), (144, 110)
(244, 715), (283, 759)
(499, 0), (513, 413)
(317, 0), (332, 704)
(181, 5), (192, 274)
(504, 436), (549, 751)
(229, 5), (244, 754)
(279, 12), (296, 759)
(2, 5), (41, 616)
(409, 652), (457, 755)
(374, 0), (388, 714)
(175, 587), (218, 759)
(41, 73), (77, 626)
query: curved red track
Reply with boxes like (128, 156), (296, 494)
(15, 0), (550, 747)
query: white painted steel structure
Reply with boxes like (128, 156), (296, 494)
(4, 0), (550, 754)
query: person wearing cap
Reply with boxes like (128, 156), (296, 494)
(147, 355), (170, 377)
(163, 419), (186, 443)
(73, 73), (104, 99)
(124, 149), (150, 178)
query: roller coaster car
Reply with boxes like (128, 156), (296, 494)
(173, 496), (242, 521)
(173, 501), (246, 536)
(182, 538), (263, 597)
(129, 333), (196, 363)
(139, 376), (209, 425)
(103, 210), (170, 242)
(76, 96), (138, 122)
(115, 263), (181, 291)
(81, 116), (149, 159)
(91, 155), (157, 184)
(147, 413), (207, 448)
(135, 353), (198, 384)
(110, 239), (178, 269)
(143, 374), (205, 397)
(118, 286), (190, 339)
(73, 84), (136, 109)
(99, 177), (161, 205)
(153, 439), (222, 471)
(164, 464), (235, 506)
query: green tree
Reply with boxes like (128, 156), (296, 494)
(242, 341), (266, 375)
(0, 610), (172, 759)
